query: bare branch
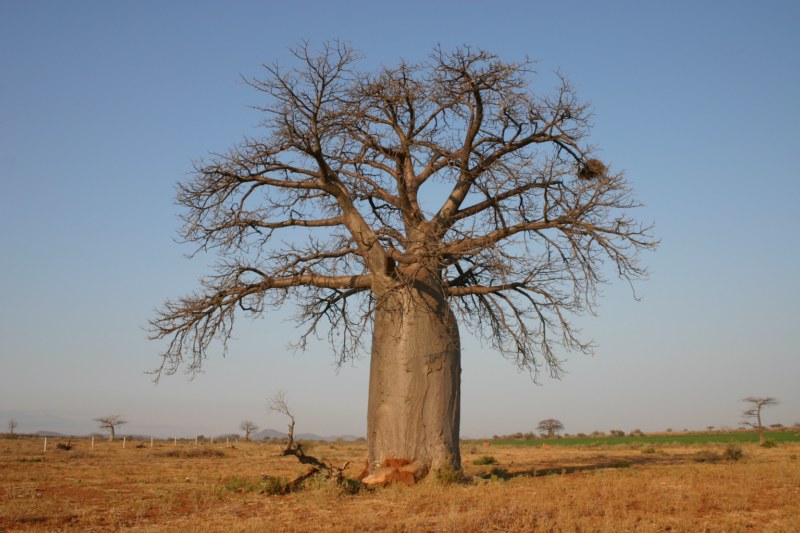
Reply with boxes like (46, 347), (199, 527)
(152, 44), (656, 382)
(268, 391), (351, 488)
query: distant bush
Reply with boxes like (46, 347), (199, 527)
(488, 467), (510, 480)
(477, 467), (510, 481)
(761, 440), (777, 449)
(723, 444), (744, 460)
(629, 429), (645, 437)
(694, 444), (743, 463)
(693, 451), (721, 463)
(472, 455), (497, 466)
(641, 447), (657, 454)
(435, 463), (462, 485)
(260, 476), (289, 495)
(609, 430), (625, 437)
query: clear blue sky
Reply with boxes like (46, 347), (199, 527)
(1, 0), (798, 438)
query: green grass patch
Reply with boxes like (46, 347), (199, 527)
(486, 431), (799, 448)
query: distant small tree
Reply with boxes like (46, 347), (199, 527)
(239, 420), (259, 441)
(537, 419), (564, 438)
(95, 415), (127, 442)
(609, 429), (625, 437)
(741, 397), (779, 445)
(7, 419), (18, 435)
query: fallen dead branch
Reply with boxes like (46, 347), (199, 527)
(267, 391), (354, 493)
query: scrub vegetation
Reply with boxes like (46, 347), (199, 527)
(2, 430), (798, 531)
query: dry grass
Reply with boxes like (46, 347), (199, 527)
(1, 437), (798, 531)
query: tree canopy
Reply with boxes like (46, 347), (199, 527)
(150, 42), (655, 381)
(537, 418), (565, 437)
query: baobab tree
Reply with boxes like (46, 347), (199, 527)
(537, 418), (564, 438)
(239, 420), (259, 441)
(95, 415), (127, 442)
(741, 397), (779, 444)
(150, 43), (656, 478)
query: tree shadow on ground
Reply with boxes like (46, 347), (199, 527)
(472, 450), (734, 481)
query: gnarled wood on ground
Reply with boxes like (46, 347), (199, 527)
(269, 392), (351, 491)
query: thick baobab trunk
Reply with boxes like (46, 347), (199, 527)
(366, 270), (461, 479)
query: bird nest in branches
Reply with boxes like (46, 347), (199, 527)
(578, 158), (607, 180)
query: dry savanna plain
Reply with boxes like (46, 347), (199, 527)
(2, 432), (799, 532)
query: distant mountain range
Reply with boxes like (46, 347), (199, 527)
(35, 430), (67, 437)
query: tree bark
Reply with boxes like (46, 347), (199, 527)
(367, 269), (461, 477)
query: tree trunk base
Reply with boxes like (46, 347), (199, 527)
(361, 458), (428, 486)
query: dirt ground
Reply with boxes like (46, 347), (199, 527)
(1, 437), (798, 531)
